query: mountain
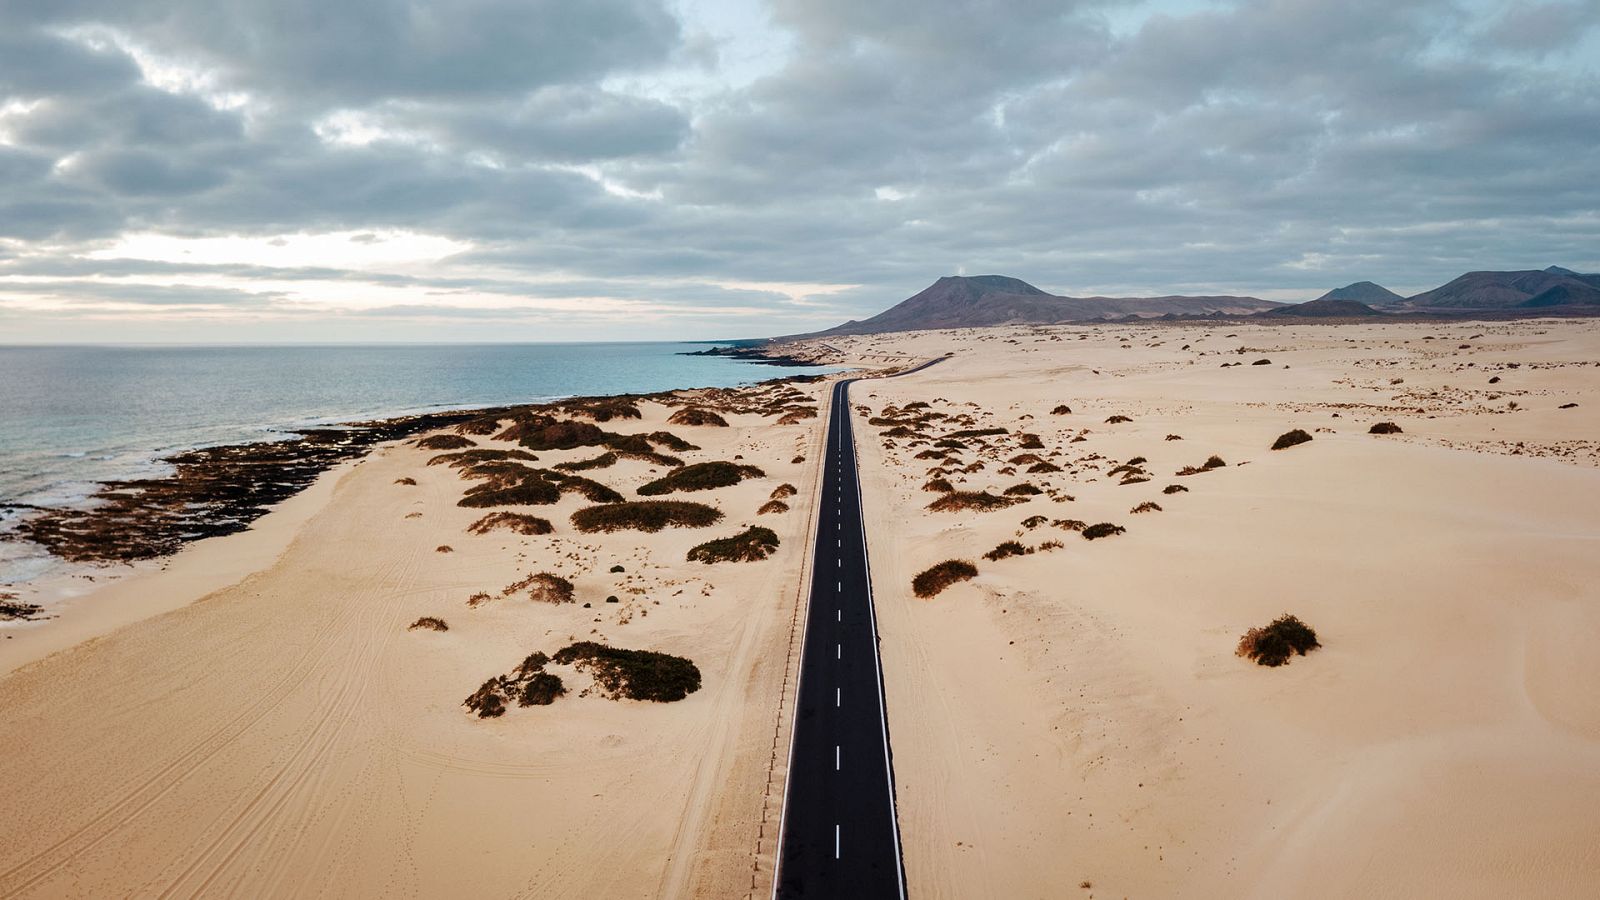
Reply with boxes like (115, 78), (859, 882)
(1314, 281), (1403, 306)
(776, 275), (1283, 339)
(1262, 298), (1383, 318)
(1401, 266), (1600, 310)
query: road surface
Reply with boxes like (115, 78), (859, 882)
(774, 361), (942, 898)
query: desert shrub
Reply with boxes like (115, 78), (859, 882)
(1236, 614), (1321, 667)
(668, 407), (730, 427)
(1165, 434), (1183, 441)
(1008, 453), (1044, 465)
(428, 448), (539, 468)
(1081, 522), (1126, 540)
(1107, 464), (1144, 477)
(502, 417), (609, 450)
(914, 449), (948, 460)
(563, 398), (641, 422)
(468, 512), (554, 536)
(935, 438), (968, 449)
(1162, 484), (1188, 495)
(1105, 415), (1133, 424)
(464, 678), (508, 718)
(922, 477), (954, 493)
(1251, 358), (1271, 366)
(1050, 405), (1073, 415)
(408, 616), (449, 631)
(1369, 422), (1403, 434)
(609, 564), (625, 573)
(983, 541), (1029, 561)
(1121, 474), (1151, 485)
(571, 500), (724, 533)
(912, 560), (979, 598)
(1052, 518), (1087, 531)
(926, 491), (1022, 512)
(1559, 402), (1578, 409)
(455, 416), (503, 436)
(1003, 483), (1043, 496)
(946, 427), (1008, 439)
(549, 473), (625, 503)
(1017, 433), (1045, 449)
(770, 483), (798, 499)
(418, 434), (477, 451)
(503, 571), (576, 604)
(551, 642), (702, 702)
(1203, 455), (1226, 469)
(757, 499), (790, 514)
(1038, 539), (1064, 551)
(466, 591), (492, 607)
(687, 526), (780, 563)
(1021, 515), (1048, 528)
(1126, 456), (1147, 466)
(518, 672), (566, 706)
(554, 451), (620, 471)
(637, 461), (764, 496)
(777, 408), (817, 425)
(648, 431), (699, 452)
(436, 545), (453, 553)
(1130, 501), (1162, 514)
(1271, 429), (1313, 450)
(458, 477), (561, 508)
(883, 426), (918, 438)
(1027, 461), (1062, 474)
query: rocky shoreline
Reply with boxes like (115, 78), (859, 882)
(677, 344), (818, 367)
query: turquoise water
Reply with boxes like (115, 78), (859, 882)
(0, 342), (831, 581)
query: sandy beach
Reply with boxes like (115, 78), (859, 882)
(3, 318), (1599, 897)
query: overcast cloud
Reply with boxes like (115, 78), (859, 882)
(0, 0), (1596, 341)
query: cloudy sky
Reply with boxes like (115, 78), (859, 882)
(1, 0), (1596, 342)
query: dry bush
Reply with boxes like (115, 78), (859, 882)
(687, 526), (780, 563)
(428, 447), (539, 468)
(1236, 614), (1321, 667)
(777, 408), (817, 425)
(1008, 453), (1044, 465)
(922, 477), (954, 493)
(1038, 539), (1064, 551)
(1021, 515), (1048, 528)
(1369, 422), (1403, 434)
(757, 499), (790, 515)
(883, 425), (919, 438)
(946, 427), (1008, 439)
(408, 616), (448, 631)
(417, 434), (477, 451)
(1081, 522), (1126, 540)
(1105, 415), (1133, 424)
(763, 484), (796, 501)
(502, 417), (609, 450)
(1130, 501), (1162, 514)
(1017, 433), (1045, 449)
(1271, 429), (1313, 450)
(464, 678), (508, 718)
(1003, 483), (1043, 496)
(1162, 484), (1188, 495)
(436, 545), (453, 553)
(1165, 434), (1183, 441)
(926, 491), (1023, 512)
(1027, 461), (1062, 474)
(649, 431), (699, 452)
(554, 451), (620, 471)
(1053, 518), (1087, 532)
(455, 416), (504, 436)
(912, 560), (979, 598)
(466, 591), (492, 607)
(668, 406), (730, 427)
(637, 461), (764, 496)
(571, 500), (724, 533)
(519, 672), (566, 706)
(394, 476), (417, 485)
(983, 541), (1029, 561)
(1051, 405), (1073, 415)
(503, 571), (576, 604)
(551, 642), (702, 702)
(468, 512), (554, 536)
(1252, 358), (1272, 366)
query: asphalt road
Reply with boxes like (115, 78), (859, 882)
(774, 364), (939, 899)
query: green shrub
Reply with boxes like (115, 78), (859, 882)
(637, 461), (765, 496)
(1271, 429), (1313, 450)
(551, 642), (702, 702)
(912, 560), (979, 598)
(571, 501), (724, 533)
(687, 526), (781, 563)
(1236, 614), (1321, 667)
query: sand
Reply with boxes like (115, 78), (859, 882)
(785, 317), (1600, 898)
(0, 384), (829, 898)
(5, 317), (1599, 898)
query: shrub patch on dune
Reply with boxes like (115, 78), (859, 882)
(912, 559), (979, 598)
(551, 642), (702, 702)
(1236, 614), (1321, 667)
(571, 500), (723, 533)
(417, 434), (477, 451)
(408, 616), (448, 631)
(502, 571), (575, 604)
(1369, 422), (1403, 434)
(637, 461), (764, 496)
(687, 526), (780, 563)
(668, 407), (729, 427)
(1081, 522), (1126, 540)
(1271, 429), (1313, 450)
(757, 499), (790, 515)
(926, 490), (1022, 512)
(468, 512), (554, 536)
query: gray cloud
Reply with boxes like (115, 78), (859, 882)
(0, 0), (1596, 340)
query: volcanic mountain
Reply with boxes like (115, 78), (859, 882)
(1315, 281), (1404, 306)
(777, 275), (1282, 339)
(1399, 266), (1600, 310)
(1262, 298), (1383, 318)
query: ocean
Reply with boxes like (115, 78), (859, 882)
(0, 342), (833, 584)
